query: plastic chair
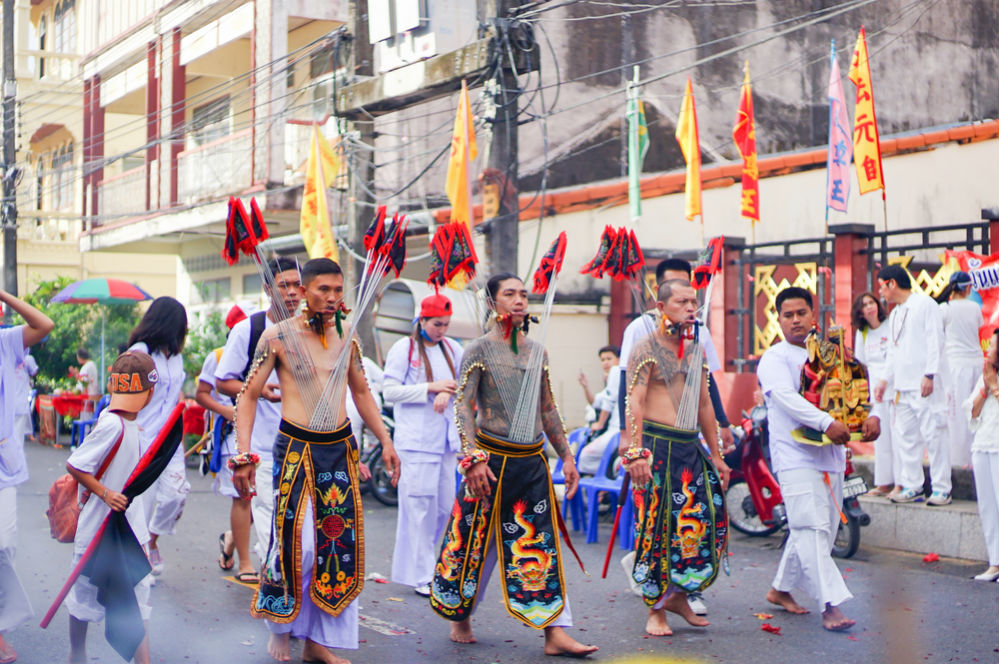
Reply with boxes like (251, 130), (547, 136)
(551, 427), (590, 532)
(577, 432), (634, 547)
(70, 394), (110, 448)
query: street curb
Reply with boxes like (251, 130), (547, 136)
(858, 494), (986, 562)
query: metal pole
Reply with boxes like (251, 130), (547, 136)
(484, 66), (519, 276)
(2, 0), (18, 321)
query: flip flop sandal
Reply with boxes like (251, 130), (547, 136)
(234, 571), (259, 585)
(218, 532), (235, 571)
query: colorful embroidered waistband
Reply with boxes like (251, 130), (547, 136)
(475, 429), (544, 457)
(278, 418), (352, 444)
(642, 420), (699, 443)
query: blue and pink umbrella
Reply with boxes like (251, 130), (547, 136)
(51, 278), (154, 383)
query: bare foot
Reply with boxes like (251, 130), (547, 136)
(766, 588), (810, 614)
(268, 633), (291, 662)
(821, 603), (855, 632)
(450, 619), (476, 644)
(543, 626), (598, 657)
(661, 592), (709, 627)
(0, 635), (16, 663)
(645, 609), (673, 636)
(302, 639), (350, 663)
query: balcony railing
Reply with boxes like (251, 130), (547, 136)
(98, 166), (146, 221)
(178, 128), (253, 204)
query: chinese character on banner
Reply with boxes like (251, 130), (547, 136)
(848, 27), (885, 195)
(826, 40), (852, 215)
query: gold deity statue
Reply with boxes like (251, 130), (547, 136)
(791, 323), (872, 445)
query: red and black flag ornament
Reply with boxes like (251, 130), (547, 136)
(623, 229), (646, 279)
(363, 205), (388, 254)
(222, 197), (269, 265)
(580, 226), (618, 279)
(691, 235), (725, 289)
(379, 212), (409, 278)
(533, 232), (568, 294)
(249, 198), (271, 245)
(427, 222), (478, 288)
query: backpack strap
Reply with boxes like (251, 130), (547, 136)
(94, 417), (125, 482)
(240, 311), (268, 381)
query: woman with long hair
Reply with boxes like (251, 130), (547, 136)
(851, 291), (898, 497)
(128, 296), (188, 575)
(383, 294), (463, 597)
(965, 329), (999, 581)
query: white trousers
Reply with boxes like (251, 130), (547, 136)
(578, 430), (615, 476)
(945, 362), (983, 468)
(870, 400), (899, 486)
(147, 444), (191, 537)
(972, 451), (999, 566)
(252, 456), (275, 564)
(891, 390), (951, 494)
(391, 450), (457, 587)
(772, 468), (852, 612)
(266, 499), (358, 649)
(0, 487), (32, 632)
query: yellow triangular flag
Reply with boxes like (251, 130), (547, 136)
(675, 78), (702, 221)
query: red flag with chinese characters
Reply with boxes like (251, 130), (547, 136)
(848, 26), (885, 195)
(732, 62), (759, 223)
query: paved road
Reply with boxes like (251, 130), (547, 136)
(9, 441), (998, 663)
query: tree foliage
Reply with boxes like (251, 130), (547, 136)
(18, 277), (141, 391)
(183, 308), (228, 392)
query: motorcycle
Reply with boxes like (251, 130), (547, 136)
(722, 404), (870, 559)
(357, 408), (398, 507)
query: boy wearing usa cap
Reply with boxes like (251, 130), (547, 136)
(66, 351), (158, 664)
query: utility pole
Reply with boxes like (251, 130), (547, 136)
(481, 1), (519, 276)
(482, 67), (519, 276)
(2, 0), (17, 317)
(346, 0), (376, 351)
(336, 1), (537, 280)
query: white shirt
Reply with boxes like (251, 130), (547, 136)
(591, 376), (620, 431)
(883, 292), (943, 393)
(0, 326), (26, 489)
(757, 340), (844, 474)
(853, 324), (891, 387)
(128, 342), (185, 452)
(200, 350), (234, 455)
(215, 314), (279, 460)
(382, 336), (463, 454)
(198, 350), (231, 408)
(80, 360), (101, 396)
(67, 410), (149, 555)
(13, 352), (37, 416)
(940, 299), (985, 365)
(965, 376), (999, 454)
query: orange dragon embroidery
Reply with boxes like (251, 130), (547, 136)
(676, 468), (707, 559)
(506, 500), (552, 592)
(437, 502), (465, 581)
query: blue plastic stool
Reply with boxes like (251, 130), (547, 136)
(577, 432), (628, 544)
(70, 394), (109, 447)
(552, 427), (590, 532)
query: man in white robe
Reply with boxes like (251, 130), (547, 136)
(757, 286), (879, 632)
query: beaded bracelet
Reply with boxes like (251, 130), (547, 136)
(458, 449), (490, 475)
(227, 452), (261, 470)
(621, 447), (651, 465)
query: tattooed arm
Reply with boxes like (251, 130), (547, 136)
(540, 359), (570, 460)
(456, 340), (497, 498)
(454, 340), (484, 454)
(232, 330), (278, 498)
(697, 363), (731, 489)
(347, 339), (398, 484)
(623, 338), (655, 487)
